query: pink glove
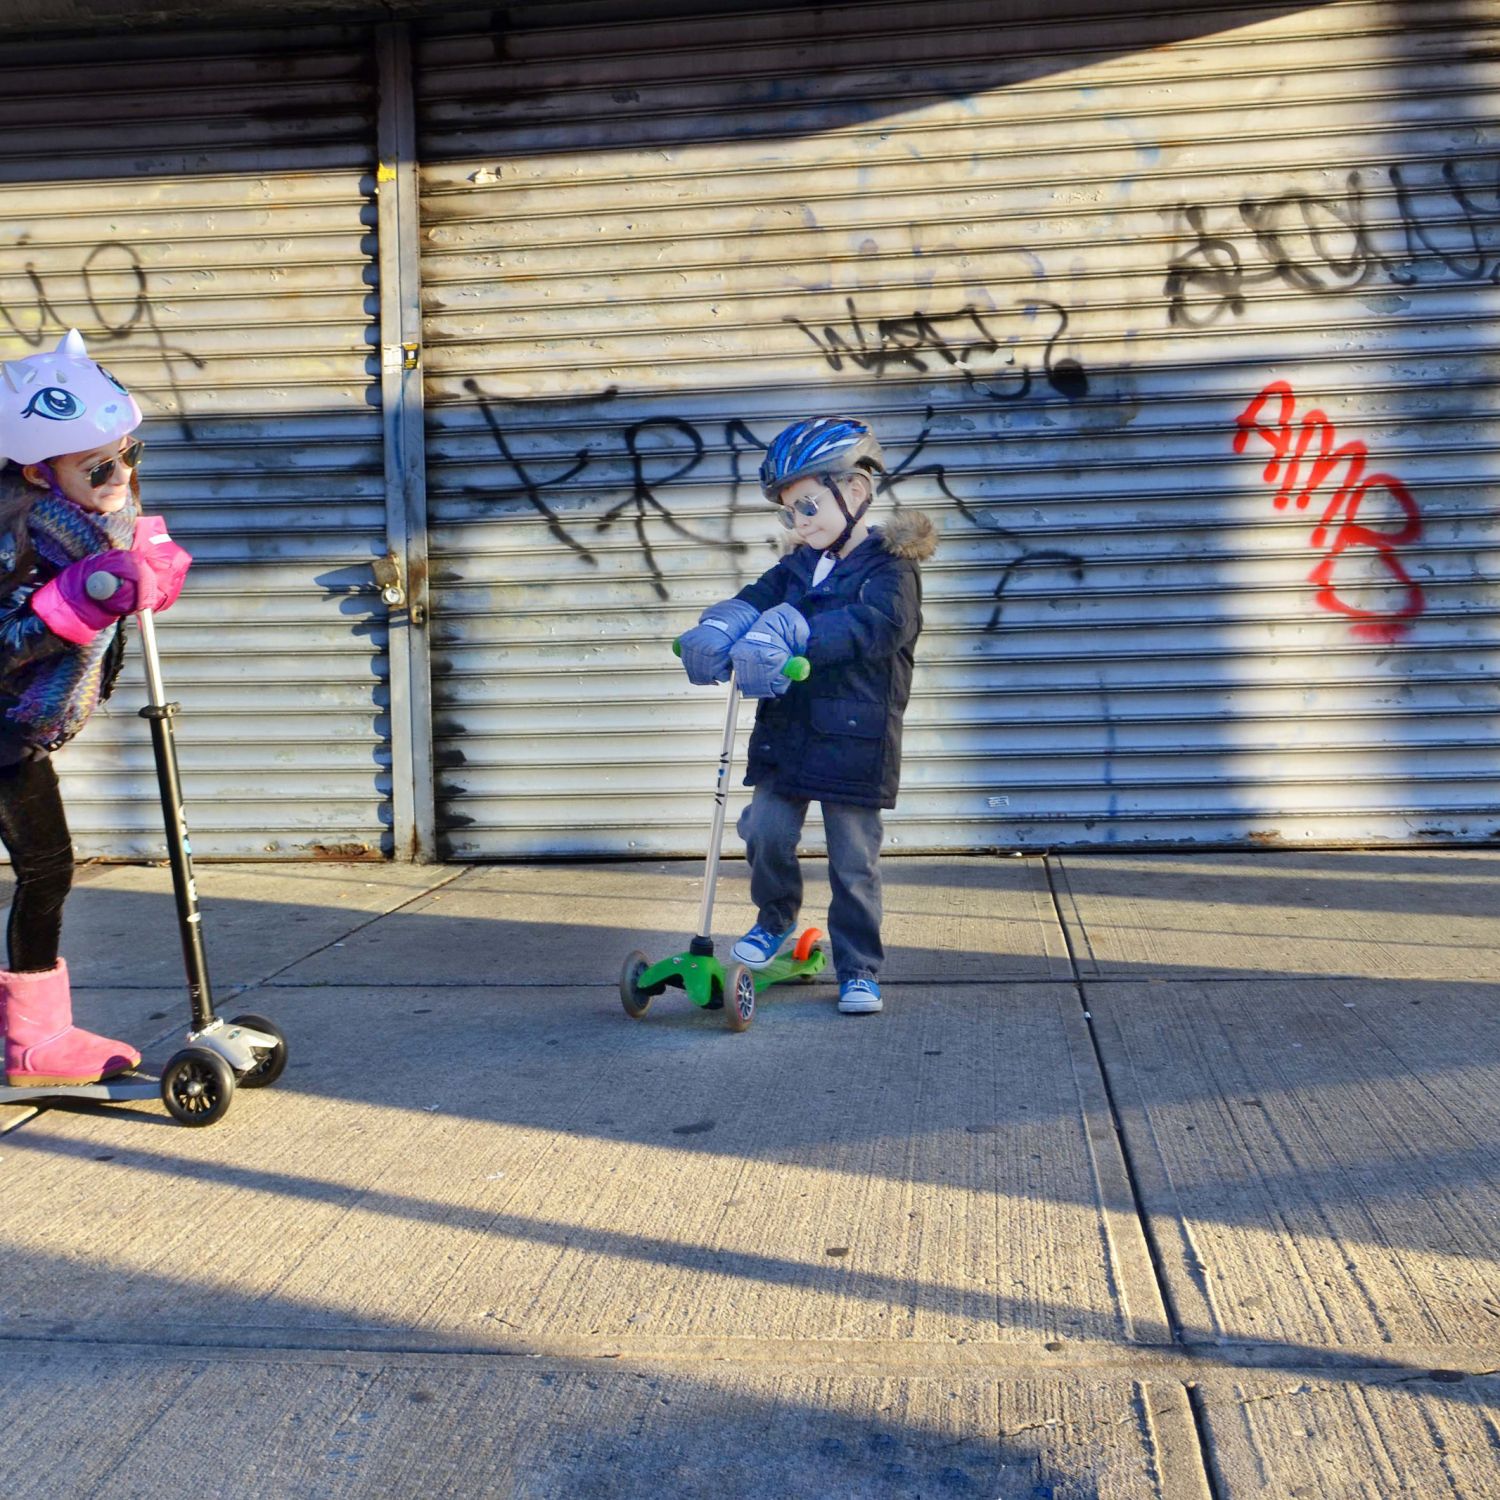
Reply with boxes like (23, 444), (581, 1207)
(131, 515), (192, 613)
(32, 552), (154, 645)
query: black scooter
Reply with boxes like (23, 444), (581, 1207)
(0, 606), (287, 1127)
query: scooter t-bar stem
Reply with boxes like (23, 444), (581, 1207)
(671, 639), (810, 951)
(693, 677), (740, 948)
(136, 603), (169, 707)
(137, 608), (216, 1032)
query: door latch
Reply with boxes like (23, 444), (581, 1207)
(373, 549), (426, 625)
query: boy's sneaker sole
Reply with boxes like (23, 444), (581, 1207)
(838, 992), (883, 1015)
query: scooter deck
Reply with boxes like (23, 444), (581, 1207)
(749, 944), (828, 993)
(639, 941), (827, 1008)
(0, 1071), (160, 1104)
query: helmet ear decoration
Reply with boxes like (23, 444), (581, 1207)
(0, 328), (142, 467)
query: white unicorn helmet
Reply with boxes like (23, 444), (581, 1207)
(0, 330), (141, 467)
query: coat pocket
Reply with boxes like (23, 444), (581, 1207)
(806, 696), (884, 789)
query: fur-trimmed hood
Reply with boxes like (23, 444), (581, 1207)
(780, 507), (940, 562)
(880, 507), (939, 562)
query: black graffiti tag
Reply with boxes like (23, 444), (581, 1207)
(462, 397), (1084, 621)
(594, 418), (748, 600)
(1165, 157), (1500, 327)
(785, 297), (1088, 401)
(463, 378), (598, 565)
(876, 407), (1086, 629)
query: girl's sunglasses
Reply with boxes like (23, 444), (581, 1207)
(776, 494), (823, 530)
(87, 438), (144, 489)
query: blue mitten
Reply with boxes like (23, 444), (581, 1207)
(730, 603), (810, 698)
(678, 598), (760, 685)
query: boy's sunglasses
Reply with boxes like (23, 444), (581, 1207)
(776, 494), (823, 529)
(87, 438), (144, 489)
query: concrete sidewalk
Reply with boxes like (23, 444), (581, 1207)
(0, 851), (1496, 1498)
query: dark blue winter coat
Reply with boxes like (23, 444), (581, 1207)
(731, 510), (938, 809)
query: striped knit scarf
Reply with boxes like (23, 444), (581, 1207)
(8, 486), (138, 750)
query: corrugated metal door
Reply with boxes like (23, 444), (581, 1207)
(0, 22), (391, 858)
(417, 0), (1500, 857)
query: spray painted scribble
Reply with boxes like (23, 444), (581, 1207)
(1165, 157), (1500, 327)
(734, 405), (1084, 628)
(466, 377), (598, 566)
(784, 296), (1088, 400)
(1233, 379), (1425, 641)
(0, 242), (206, 438)
(595, 418), (749, 599)
(466, 392), (1082, 623)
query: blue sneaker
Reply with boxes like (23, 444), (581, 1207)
(838, 977), (883, 1015)
(731, 922), (795, 969)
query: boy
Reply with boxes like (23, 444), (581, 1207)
(677, 416), (936, 1015)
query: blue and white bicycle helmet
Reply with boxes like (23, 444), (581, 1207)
(757, 416), (885, 502)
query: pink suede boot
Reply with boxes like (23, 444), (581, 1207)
(2, 959), (140, 1086)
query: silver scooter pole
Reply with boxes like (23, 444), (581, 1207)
(692, 674), (741, 952)
(134, 606), (217, 1033)
(672, 645), (810, 958)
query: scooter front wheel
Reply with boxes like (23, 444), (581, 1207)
(228, 1013), (288, 1089)
(620, 950), (653, 1019)
(724, 963), (755, 1033)
(161, 1046), (235, 1127)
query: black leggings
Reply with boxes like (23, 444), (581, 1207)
(0, 755), (73, 973)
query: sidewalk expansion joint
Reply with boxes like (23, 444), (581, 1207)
(1183, 1380), (1228, 1500)
(1041, 855), (1186, 1345)
(254, 977), (1085, 989)
(3, 1328), (1494, 1384)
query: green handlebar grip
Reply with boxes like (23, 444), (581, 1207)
(672, 639), (809, 680)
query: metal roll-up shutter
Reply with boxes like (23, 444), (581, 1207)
(418, 0), (1500, 857)
(0, 22), (389, 858)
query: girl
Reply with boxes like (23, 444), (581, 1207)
(0, 330), (190, 1085)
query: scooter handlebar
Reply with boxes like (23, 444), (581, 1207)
(672, 638), (810, 680)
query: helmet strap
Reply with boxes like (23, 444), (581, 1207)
(821, 474), (871, 556)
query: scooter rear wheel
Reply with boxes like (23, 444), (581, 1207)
(228, 1013), (288, 1089)
(161, 1046), (235, 1127)
(620, 950), (653, 1019)
(792, 927), (823, 962)
(724, 963), (756, 1032)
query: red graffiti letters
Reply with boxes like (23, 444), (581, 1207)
(1233, 380), (1425, 641)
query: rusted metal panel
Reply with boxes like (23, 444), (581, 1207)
(0, 22), (390, 859)
(417, 0), (1500, 856)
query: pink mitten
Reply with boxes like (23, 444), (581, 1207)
(32, 552), (152, 645)
(131, 516), (192, 613)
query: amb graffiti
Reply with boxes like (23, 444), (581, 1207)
(1166, 156), (1500, 328)
(1233, 379), (1425, 641)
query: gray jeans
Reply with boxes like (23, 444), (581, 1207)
(736, 783), (884, 983)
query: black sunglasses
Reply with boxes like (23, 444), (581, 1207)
(87, 438), (144, 490)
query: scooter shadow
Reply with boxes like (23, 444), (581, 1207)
(14, 1096), (180, 1129)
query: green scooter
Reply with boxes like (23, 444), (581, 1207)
(618, 646), (826, 1031)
